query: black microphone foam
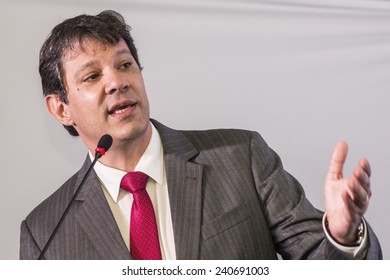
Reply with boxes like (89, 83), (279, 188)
(95, 134), (113, 159)
(97, 134), (113, 152)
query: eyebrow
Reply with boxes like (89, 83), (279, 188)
(115, 48), (132, 57)
(72, 48), (133, 79)
(73, 60), (98, 79)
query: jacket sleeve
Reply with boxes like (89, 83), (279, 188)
(249, 131), (382, 259)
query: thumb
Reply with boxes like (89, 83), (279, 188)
(327, 141), (348, 180)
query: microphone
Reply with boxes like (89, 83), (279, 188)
(95, 134), (113, 159)
(38, 134), (113, 260)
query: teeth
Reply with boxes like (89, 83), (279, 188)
(113, 108), (127, 114)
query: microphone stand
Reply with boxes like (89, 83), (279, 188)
(37, 152), (103, 260)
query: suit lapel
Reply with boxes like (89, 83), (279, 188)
(73, 158), (131, 259)
(152, 119), (203, 260)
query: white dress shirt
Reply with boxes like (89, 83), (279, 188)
(92, 123), (176, 260)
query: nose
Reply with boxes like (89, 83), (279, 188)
(105, 69), (130, 95)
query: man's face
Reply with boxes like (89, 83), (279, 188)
(58, 38), (150, 150)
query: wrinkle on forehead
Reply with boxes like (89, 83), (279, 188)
(62, 37), (114, 62)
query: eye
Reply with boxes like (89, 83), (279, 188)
(120, 61), (132, 70)
(83, 73), (100, 82)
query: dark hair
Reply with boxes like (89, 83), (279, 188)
(39, 10), (142, 136)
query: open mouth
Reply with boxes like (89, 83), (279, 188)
(108, 101), (137, 116)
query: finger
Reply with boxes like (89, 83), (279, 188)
(359, 158), (371, 177)
(353, 165), (372, 198)
(348, 177), (369, 213)
(327, 141), (349, 180)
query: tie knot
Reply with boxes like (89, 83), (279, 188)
(120, 171), (149, 194)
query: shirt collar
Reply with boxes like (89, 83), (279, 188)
(91, 123), (164, 203)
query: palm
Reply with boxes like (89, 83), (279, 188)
(324, 142), (370, 244)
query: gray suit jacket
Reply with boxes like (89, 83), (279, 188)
(20, 120), (382, 259)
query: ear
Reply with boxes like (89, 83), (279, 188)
(45, 94), (75, 126)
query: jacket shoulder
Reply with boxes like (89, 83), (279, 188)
(24, 170), (80, 228)
(182, 128), (259, 147)
(181, 128), (272, 156)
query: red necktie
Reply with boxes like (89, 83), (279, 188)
(120, 171), (162, 260)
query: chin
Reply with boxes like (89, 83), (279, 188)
(114, 121), (150, 142)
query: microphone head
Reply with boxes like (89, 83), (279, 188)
(97, 134), (113, 151)
(95, 134), (113, 157)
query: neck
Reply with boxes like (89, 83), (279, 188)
(89, 123), (153, 172)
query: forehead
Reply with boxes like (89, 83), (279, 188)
(61, 38), (130, 63)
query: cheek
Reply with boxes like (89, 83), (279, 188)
(133, 80), (148, 102)
(68, 86), (103, 106)
(67, 91), (103, 119)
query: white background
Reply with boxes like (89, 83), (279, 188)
(0, 0), (389, 259)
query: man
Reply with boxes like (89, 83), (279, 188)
(20, 10), (382, 260)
